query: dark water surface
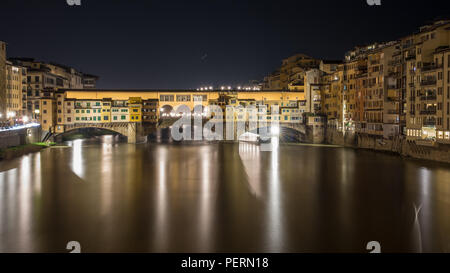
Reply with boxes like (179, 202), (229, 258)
(1, 136), (450, 252)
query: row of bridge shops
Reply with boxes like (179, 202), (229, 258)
(34, 89), (450, 146)
(39, 89), (323, 135)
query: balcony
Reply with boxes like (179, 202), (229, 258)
(420, 94), (437, 101)
(386, 110), (400, 115)
(402, 43), (413, 49)
(405, 54), (416, 61)
(423, 119), (436, 126)
(421, 79), (437, 86)
(388, 72), (401, 78)
(388, 59), (402, 66)
(420, 108), (437, 115)
(422, 63), (443, 72)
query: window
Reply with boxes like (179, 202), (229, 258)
(113, 116), (117, 120)
(67, 118), (71, 122)
(193, 95), (207, 102)
(76, 117), (80, 121)
(160, 95), (174, 102)
(104, 116), (108, 121)
(121, 115), (126, 120)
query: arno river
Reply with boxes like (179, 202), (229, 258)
(1, 136), (450, 252)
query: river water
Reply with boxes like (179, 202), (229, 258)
(1, 136), (450, 252)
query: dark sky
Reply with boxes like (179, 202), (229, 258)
(1, 0), (449, 89)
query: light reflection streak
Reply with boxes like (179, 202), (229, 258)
(18, 156), (32, 250)
(0, 153), (41, 252)
(267, 140), (282, 251)
(71, 139), (84, 179)
(238, 143), (262, 198)
(154, 147), (168, 251)
(100, 138), (114, 216)
(413, 167), (432, 252)
(198, 146), (213, 251)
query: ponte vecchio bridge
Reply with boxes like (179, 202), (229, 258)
(45, 89), (317, 143)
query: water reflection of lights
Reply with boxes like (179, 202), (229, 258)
(413, 167), (432, 252)
(271, 126), (280, 136)
(268, 140), (282, 251)
(154, 147), (168, 251)
(71, 139), (84, 179)
(238, 143), (262, 198)
(100, 137), (114, 215)
(198, 146), (213, 251)
(0, 154), (41, 251)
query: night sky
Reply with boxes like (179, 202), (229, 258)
(1, 0), (449, 89)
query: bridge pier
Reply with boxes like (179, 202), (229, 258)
(127, 122), (147, 144)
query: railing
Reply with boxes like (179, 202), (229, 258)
(388, 59), (402, 66)
(402, 43), (413, 49)
(423, 119), (436, 126)
(422, 63), (443, 72)
(386, 96), (398, 102)
(405, 54), (416, 61)
(420, 108), (437, 115)
(421, 79), (437, 86)
(420, 95), (437, 101)
(388, 72), (401, 78)
(387, 110), (400, 115)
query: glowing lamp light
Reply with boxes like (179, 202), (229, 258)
(271, 126), (280, 136)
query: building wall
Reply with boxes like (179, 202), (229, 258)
(5, 62), (26, 117)
(39, 98), (56, 132)
(0, 41), (6, 120)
